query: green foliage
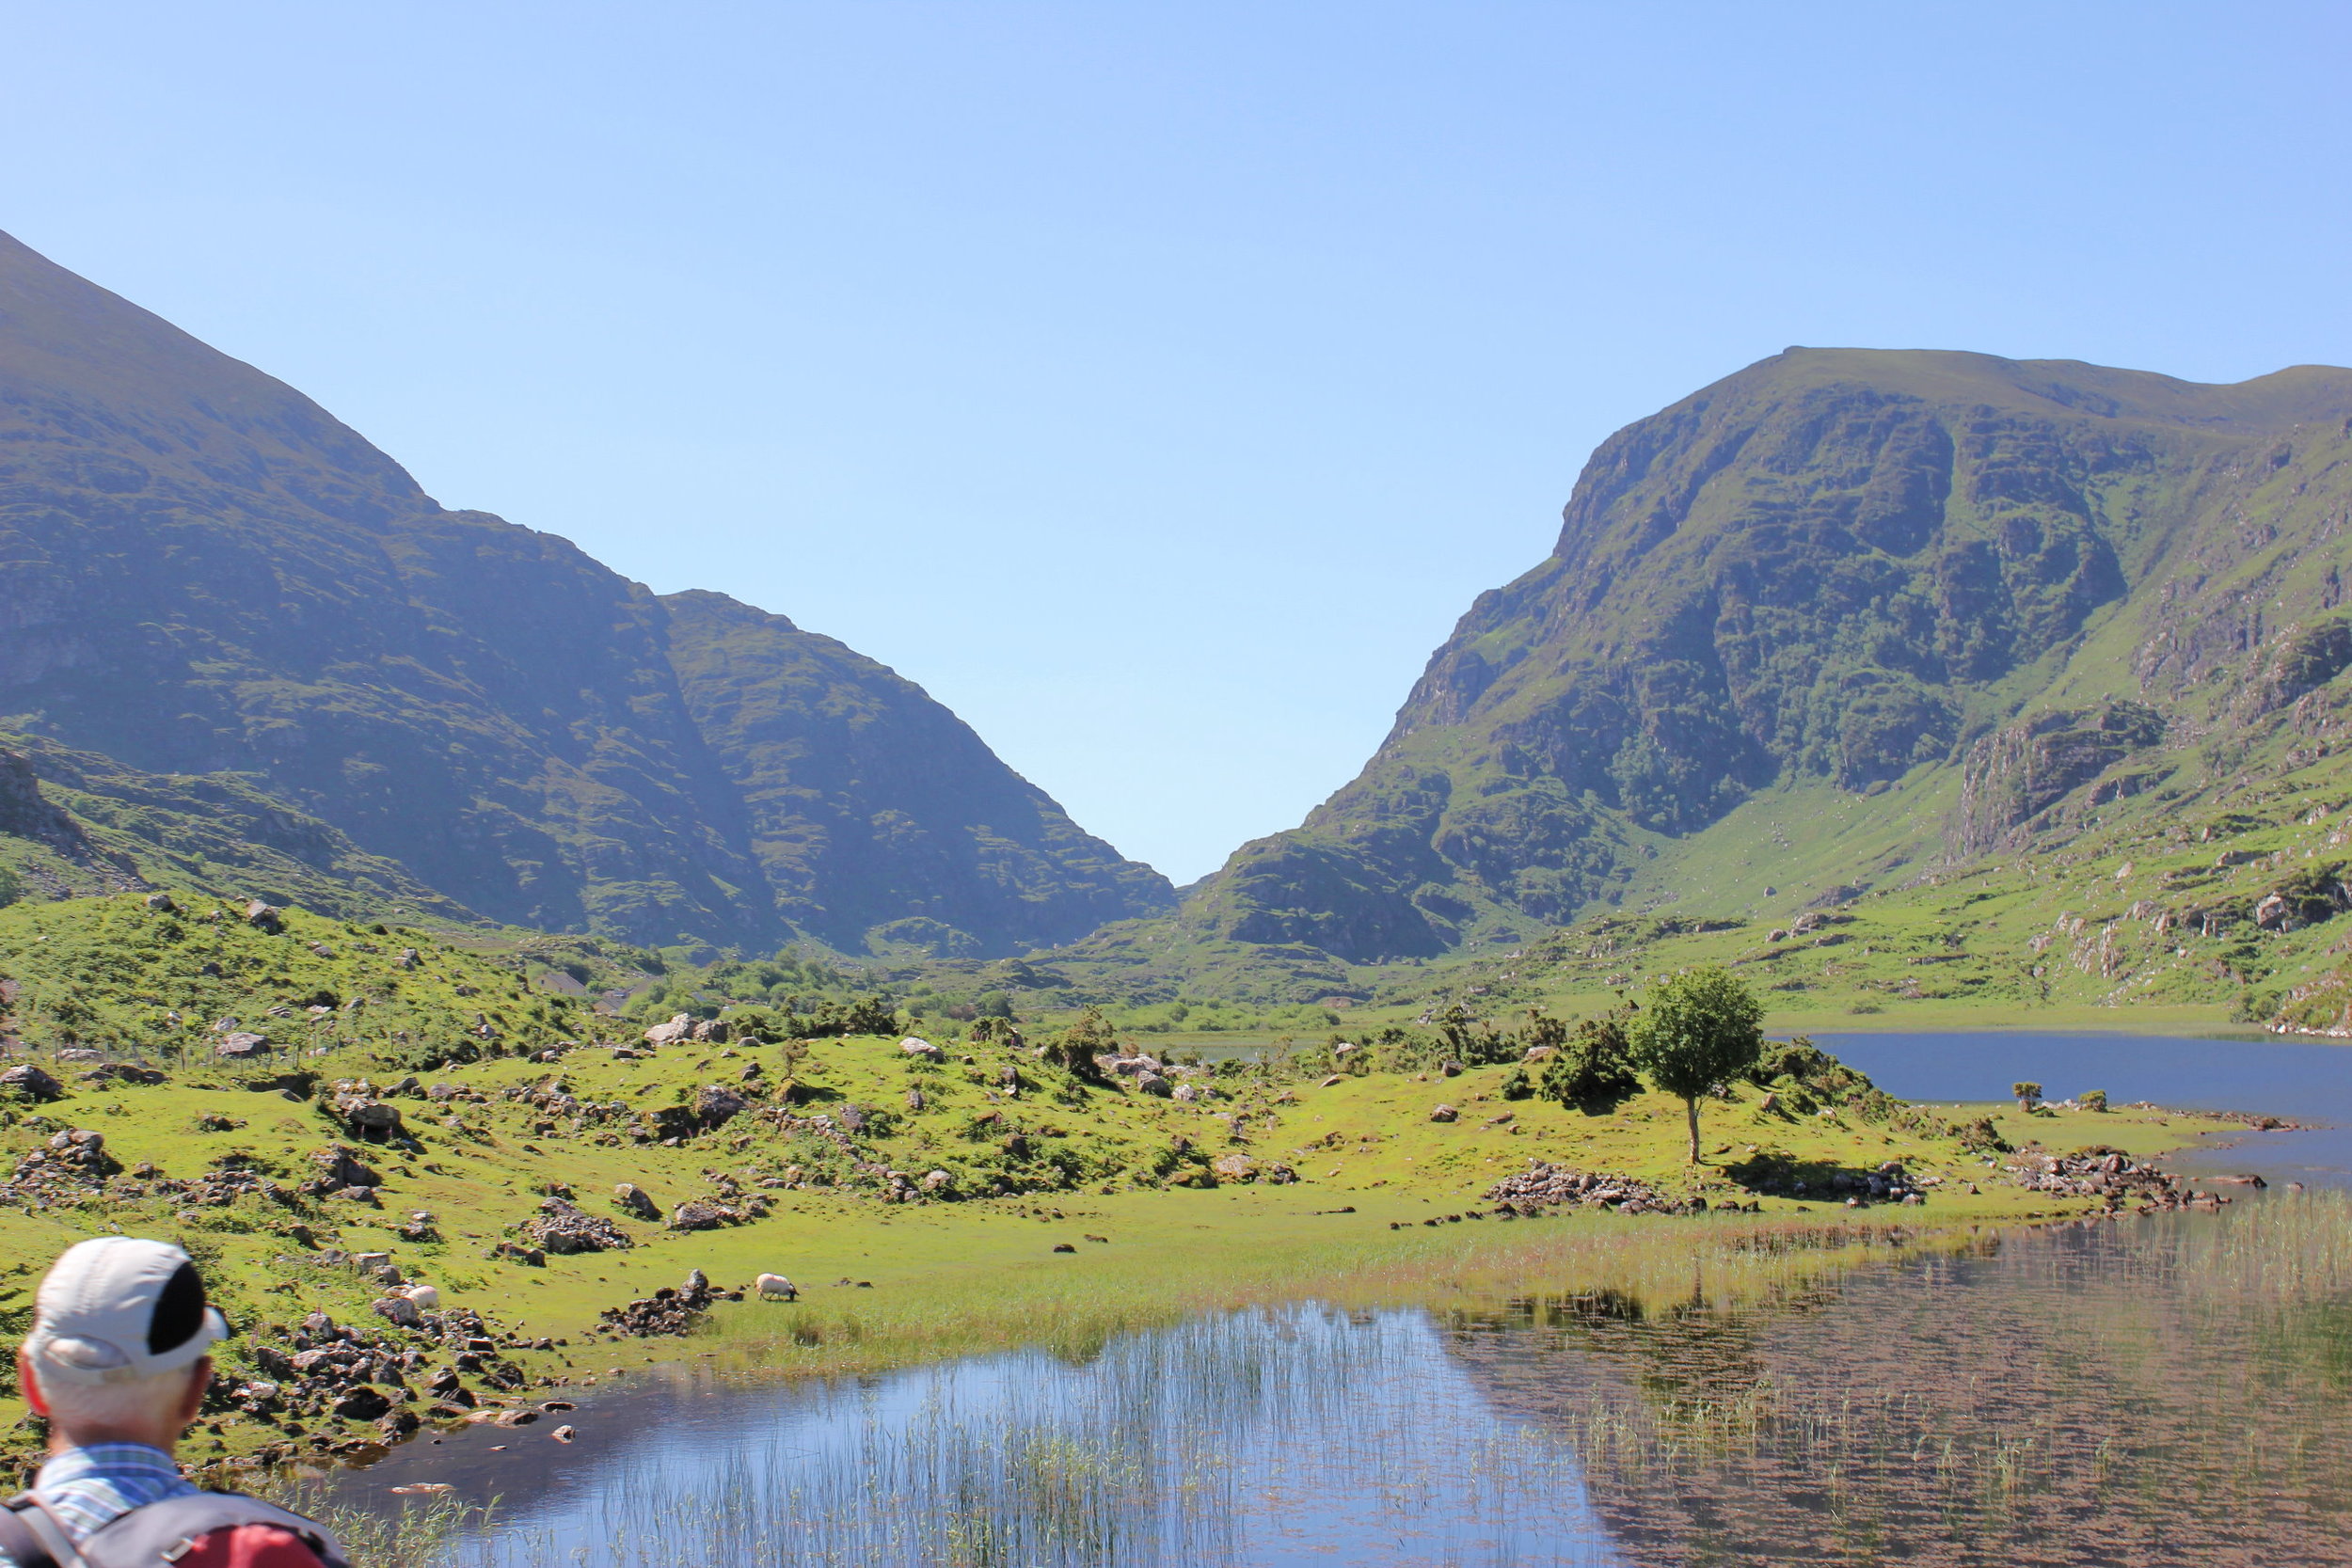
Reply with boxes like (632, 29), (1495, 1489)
(0, 893), (585, 1067)
(1535, 1016), (1641, 1107)
(2081, 1089), (2109, 1112)
(1627, 968), (1766, 1161)
(1956, 1117), (2011, 1154)
(1038, 1007), (1119, 1086)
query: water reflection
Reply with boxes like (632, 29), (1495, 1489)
(334, 1197), (2352, 1566)
(1450, 1203), (2352, 1564)
(343, 1307), (1624, 1566)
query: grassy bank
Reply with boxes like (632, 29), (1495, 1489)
(0, 893), (2270, 1481)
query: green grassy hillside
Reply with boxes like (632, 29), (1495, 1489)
(0, 893), (2253, 1477)
(1144, 348), (2352, 978)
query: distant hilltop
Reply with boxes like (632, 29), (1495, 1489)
(0, 228), (1173, 957)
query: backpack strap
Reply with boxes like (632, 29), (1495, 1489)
(67, 1494), (349, 1568)
(0, 1495), (75, 1568)
(0, 1505), (45, 1568)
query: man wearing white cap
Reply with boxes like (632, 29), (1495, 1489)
(0, 1237), (347, 1568)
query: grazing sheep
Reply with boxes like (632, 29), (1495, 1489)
(401, 1283), (441, 1310)
(755, 1272), (798, 1301)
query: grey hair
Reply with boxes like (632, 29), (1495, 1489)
(25, 1354), (206, 1433)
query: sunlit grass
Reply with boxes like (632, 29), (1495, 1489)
(697, 1208), (1951, 1382)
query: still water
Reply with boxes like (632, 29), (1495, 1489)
(332, 1031), (2352, 1566)
(1817, 1026), (2352, 1188)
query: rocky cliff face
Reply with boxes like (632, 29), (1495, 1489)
(1183, 348), (2352, 961)
(0, 229), (1171, 953)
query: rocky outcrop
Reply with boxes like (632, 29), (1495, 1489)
(2010, 1147), (2196, 1211)
(1483, 1162), (1704, 1215)
(1951, 702), (2168, 854)
(521, 1197), (634, 1255)
(0, 1063), (63, 1101)
(1, 1127), (120, 1200)
(596, 1273), (742, 1338)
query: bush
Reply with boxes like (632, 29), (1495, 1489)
(1537, 1016), (1641, 1106)
(1956, 1117), (2010, 1154)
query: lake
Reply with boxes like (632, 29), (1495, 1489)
(327, 1029), (2352, 1566)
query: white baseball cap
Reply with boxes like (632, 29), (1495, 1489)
(24, 1238), (228, 1386)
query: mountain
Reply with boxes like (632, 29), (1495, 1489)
(0, 228), (1172, 954)
(1171, 347), (2352, 964)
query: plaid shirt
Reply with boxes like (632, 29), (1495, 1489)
(3, 1442), (197, 1562)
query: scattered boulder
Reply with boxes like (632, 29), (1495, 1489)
(1211, 1152), (1259, 1183)
(612, 1183), (661, 1221)
(3, 1129), (120, 1198)
(899, 1037), (945, 1061)
(330, 1385), (390, 1421)
(144, 892), (178, 913)
(305, 1145), (383, 1194)
(0, 1064), (64, 1101)
(2013, 1147), (2192, 1211)
(666, 1198), (743, 1232)
(371, 1294), (421, 1328)
(215, 1032), (273, 1059)
(1428, 1104), (1459, 1123)
(597, 1273), (732, 1338)
(1135, 1072), (1174, 1098)
(79, 1061), (167, 1086)
(523, 1197), (636, 1255)
(642, 1014), (695, 1047)
(693, 1084), (748, 1127)
(337, 1098), (406, 1143)
(1485, 1161), (1701, 1215)
(244, 900), (284, 932)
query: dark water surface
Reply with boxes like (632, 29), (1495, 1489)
(328, 1032), (2352, 1566)
(1816, 1027), (2352, 1188)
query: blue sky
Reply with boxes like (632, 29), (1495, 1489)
(3, 2), (2347, 881)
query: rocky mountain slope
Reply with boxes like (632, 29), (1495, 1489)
(0, 229), (1170, 955)
(1168, 348), (2352, 966)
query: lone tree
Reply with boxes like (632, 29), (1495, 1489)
(1627, 968), (1766, 1164)
(2012, 1081), (2043, 1113)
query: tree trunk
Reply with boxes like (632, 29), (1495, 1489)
(1685, 1096), (1702, 1164)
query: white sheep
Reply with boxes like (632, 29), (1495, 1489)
(755, 1273), (798, 1301)
(401, 1283), (441, 1310)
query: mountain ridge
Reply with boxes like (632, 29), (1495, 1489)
(0, 228), (1172, 954)
(1073, 345), (2352, 985)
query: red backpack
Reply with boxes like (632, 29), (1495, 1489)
(0, 1491), (351, 1568)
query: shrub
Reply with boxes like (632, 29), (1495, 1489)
(1537, 1017), (1641, 1107)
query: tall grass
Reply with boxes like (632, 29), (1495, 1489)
(329, 1199), (2352, 1567)
(702, 1210), (1952, 1382)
